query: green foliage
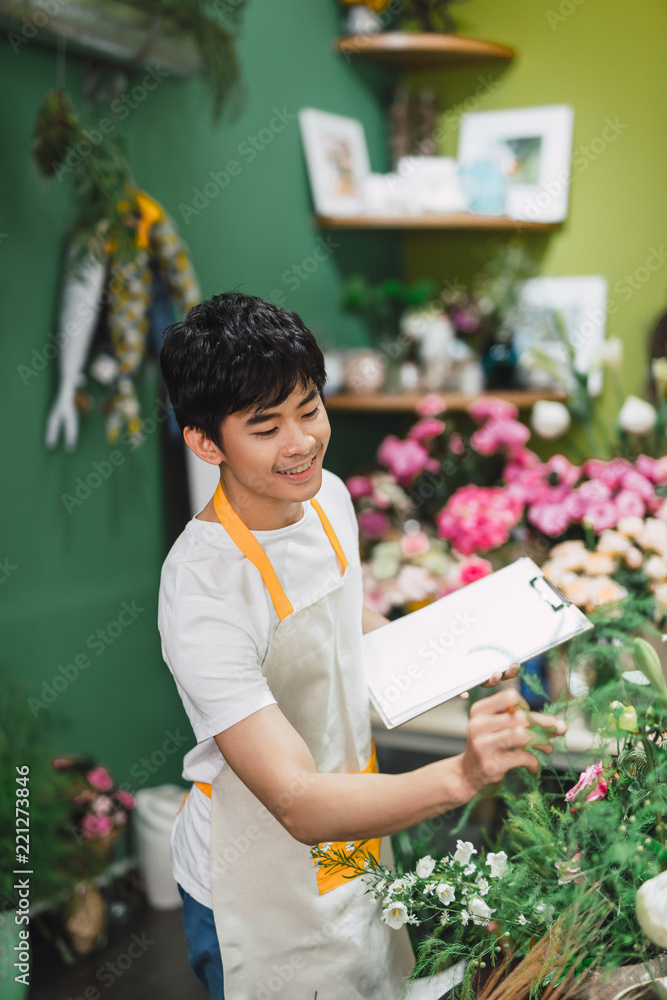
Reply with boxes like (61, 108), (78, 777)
(0, 665), (74, 910)
(390, 0), (470, 33)
(343, 275), (438, 346)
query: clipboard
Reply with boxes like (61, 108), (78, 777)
(363, 557), (593, 729)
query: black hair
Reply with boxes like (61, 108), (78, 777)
(160, 292), (326, 447)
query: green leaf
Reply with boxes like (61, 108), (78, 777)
(632, 638), (667, 698)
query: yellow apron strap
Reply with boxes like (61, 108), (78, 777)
(213, 484), (294, 622)
(176, 781), (213, 814)
(212, 484), (349, 621)
(310, 499), (348, 575)
(314, 742), (381, 895)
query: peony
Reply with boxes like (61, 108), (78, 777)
(408, 417), (446, 441)
(531, 400), (571, 440)
(377, 435), (438, 485)
(416, 856), (436, 878)
(436, 883), (456, 905)
(87, 766), (113, 791)
(382, 901), (409, 929)
(485, 851), (508, 878)
(453, 840), (477, 865)
(636, 871), (667, 949)
(459, 556), (493, 586)
(618, 395), (657, 435)
(468, 398), (518, 422)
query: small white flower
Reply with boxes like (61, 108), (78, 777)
(460, 910), (470, 925)
(453, 840), (477, 865)
(388, 879), (404, 894)
(320, 842), (333, 853)
(517, 913), (527, 926)
(468, 897), (495, 926)
(416, 856), (436, 878)
(344, 841), (356, 853)
(477, 877), (490, 896)
(464, 863), (476, 876)
(404, 873), (417, 888)
(436, 883), (455, 905)
(618, 395), (657, 436)
(439, 911), (449, 926)
(383, 901), (409, 929)
(423, 882), (435, 897)
(486, 851), (509, 878)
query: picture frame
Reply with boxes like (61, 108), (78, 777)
(513, 275), (609, 396)
(458, 105), (575, 223)
(298, 108), (371, 217)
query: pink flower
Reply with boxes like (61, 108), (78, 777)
(114, 810), (127, 826)
(408, 417), (446, 441)
(86, 766), (113, 792)
(527, 502), (571, 538)
(378, 435), (435, 485)
(621, 469), (655, 501)
(614, 489), (646, 519)
(416, 394), (447, 417)
(115, 789), (136, 810)
(81, 814), (114, 839)
(564, 490), (589, 520)
(471, 418), (530, 456)
(450, 303), (482, 333)
(565, 761), (608, 806)
(448, 432), (465, 456)
(346, 476), (373, 500)
(468, 398), (518, 423)
(92, 795), (113, 815)
(436, 486), (523, 555)
(396, 565), (438, 603)
(579, 480), (612, 504)
(584, 502), (620, 533)
(459, 556), (493, 585)
(358, 510), (390, 539)
(583, 458), (632, 491)
(400, 532), (430, 557)
(546, 455), (581, 488)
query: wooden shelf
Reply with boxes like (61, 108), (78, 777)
(315, 213), (558, 232)
(324, 389), (567, 413)
(336, 32), (515, 69)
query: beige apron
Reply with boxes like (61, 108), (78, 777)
(207, 483), (414, 1000)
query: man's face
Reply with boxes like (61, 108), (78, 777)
(217, 382), (331, 506)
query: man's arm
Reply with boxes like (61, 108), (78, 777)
(214, 689), (565, 847)
(362, 604), (389, 634)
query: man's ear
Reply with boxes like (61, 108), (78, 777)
(183, 426), (224, 466)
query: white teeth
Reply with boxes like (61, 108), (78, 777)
(278, 458), (313, 475)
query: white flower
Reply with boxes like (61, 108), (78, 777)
(436, 883), (456, 905)
(476, 878), (490, 896)
(345, 841), (356, 853)
(439, 911), (449, 927)
(531, 400), (571, 440)
(468, 897), (495, 925)
(464, 864), (476, 876)
(460, 909), (470, 925)
(590, 337), (623, 372)
(618, 395), (657, 435)
(486, 851), (508, 878)
(90, 353), (120, 385)
(645, 555), (667, 581)
(403, 873), (417, 888)
(383, 901), (410, 929)
(453, 840), (477, 865)
(517, 913), (527, 926)
(320, 842), (333, 853)
(416, 856), (436, 878)
(423, 882), (435, 897)
(636, 871), (667, 949)
(388, 879), (404, 895)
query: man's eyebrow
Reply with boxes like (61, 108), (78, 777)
(244, 388), (320, 426)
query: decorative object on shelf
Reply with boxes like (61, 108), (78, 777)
(63, 880), (108, 957)
(396, 155), (467, 214)
(458, 104), (575, 223)
(513, 275), (609, 396)
(323, 351), (346, 394)
(389, 85), (439, 166)
(342, 349), (387, 394)
(392, 0), (469, 33)
(299, 108), (371, 217)
(457, 157), (507, 216)
(401, 303), (455, 390)
(341, 2), (385, 34)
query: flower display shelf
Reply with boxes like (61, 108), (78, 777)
(315, 213), (559, 232)
(336, 32), (515, 70)
(324, 389), (567, 413)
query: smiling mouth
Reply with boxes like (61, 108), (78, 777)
(276, 453), (318, 476)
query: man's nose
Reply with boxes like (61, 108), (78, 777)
(282, 420), (314, 455)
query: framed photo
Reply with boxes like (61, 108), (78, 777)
(458, 105), (575, 222)
(298, 108), (371, 217)
(513, 276), (609, 396)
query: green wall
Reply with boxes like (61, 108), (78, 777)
(2, 0), (666, 808)
(0, 0), (399, 794)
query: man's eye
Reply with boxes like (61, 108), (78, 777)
(255, 427), (277, 437)
(304, 406), (320, 418)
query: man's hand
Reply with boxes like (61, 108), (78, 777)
(459, 662), (520, 700)
(458, 688), (566, 798)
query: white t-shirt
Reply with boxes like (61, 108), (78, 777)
(157, 469), (360, 909)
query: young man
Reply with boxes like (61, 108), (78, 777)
(158, 292), (566, 1000)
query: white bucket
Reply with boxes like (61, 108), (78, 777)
(133, 785), (187, 909)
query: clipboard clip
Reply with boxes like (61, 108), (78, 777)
(530, 575), (570, 611)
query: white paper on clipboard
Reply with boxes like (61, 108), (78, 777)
(363, 557), (593, 729)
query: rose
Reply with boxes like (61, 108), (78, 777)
(531, 400), (571, 440)
(453, 840), (477, 865)
(416, 856), (436, 878)
(459, 557), (493, 586)
(382, 901), (409, 929)
(86, 766), (113, 791)
(618, 396), (657, 435)
(636, 871), (667, 949)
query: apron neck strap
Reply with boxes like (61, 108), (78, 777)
(212, 484), (348, 622)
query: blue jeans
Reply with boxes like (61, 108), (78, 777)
(177, 884), (225, 999)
